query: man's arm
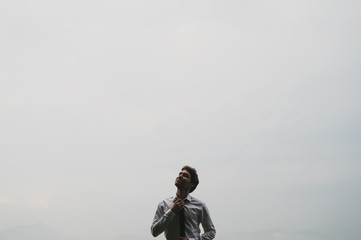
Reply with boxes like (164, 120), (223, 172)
(200, 203), (216, 240)
(151, 199), (185, 237)
(151, 202), (176, 237)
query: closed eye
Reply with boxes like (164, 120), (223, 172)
(179, 172), (190, 178)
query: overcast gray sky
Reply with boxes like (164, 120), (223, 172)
(1, 1), (361, 240)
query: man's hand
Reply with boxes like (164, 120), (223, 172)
(171, 198), (184, 213)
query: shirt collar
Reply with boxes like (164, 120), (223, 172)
(173, 194), (192, 202)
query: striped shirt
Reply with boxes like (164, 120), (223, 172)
(151, 195), (216, 240)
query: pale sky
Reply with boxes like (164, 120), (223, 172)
(1, 1), (360, 240)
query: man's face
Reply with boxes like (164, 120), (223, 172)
(175, 169), (193, 190)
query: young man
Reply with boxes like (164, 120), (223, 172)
(151, 166), (216, 240)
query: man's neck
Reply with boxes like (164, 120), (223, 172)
(176, 189), (190, 200)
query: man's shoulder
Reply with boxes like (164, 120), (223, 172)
(159, 196), (175, 204)
(155, 197), (175, 210)
(165, 196), (175, 201)
(189, 195), (206, 205)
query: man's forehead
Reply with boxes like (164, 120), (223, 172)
(180, 169), (191, 176)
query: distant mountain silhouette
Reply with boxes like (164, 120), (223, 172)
(0, 224), (147, 240)
(111, 235), (147, 240)
(0, 223), (65, 240)
(0, 224), (331, 240)
(220, 229), (327, 240)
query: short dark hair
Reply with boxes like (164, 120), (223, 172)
(182, 165), (199, 193)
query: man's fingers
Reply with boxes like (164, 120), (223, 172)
(174, 199), (185, 211)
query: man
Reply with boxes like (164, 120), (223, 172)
(151, 166), (216, 240)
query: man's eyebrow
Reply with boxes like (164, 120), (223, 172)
(179, 172), (190, 177)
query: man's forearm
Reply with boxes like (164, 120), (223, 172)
(151, 209), (175, 237)
(200, 230), (216, 240)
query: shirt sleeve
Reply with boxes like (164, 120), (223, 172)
(200, 203), (216, 240)
(151, 202), (176, 237)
